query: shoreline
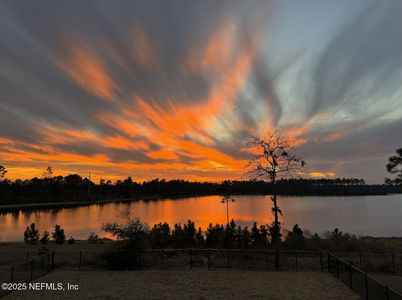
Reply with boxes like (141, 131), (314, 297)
(0, 193), (202, 213)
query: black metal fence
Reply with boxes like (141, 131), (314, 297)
(42, 249), (326, 271)
(336, 252), (402, 275)
(2, 249), (401, 274)
(328, 252), (402, 300)
(0, 252), (53, 297)
(1, 249), (402, 299)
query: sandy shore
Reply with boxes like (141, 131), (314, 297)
(4, 270), (361, 300)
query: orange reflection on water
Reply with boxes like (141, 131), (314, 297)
(3, 194), (402, 241)
(0, 196), (274, 241)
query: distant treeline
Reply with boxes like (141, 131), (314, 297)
(0, 175), (401, 205)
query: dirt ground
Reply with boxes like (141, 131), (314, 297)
(4, 271), (361, 300)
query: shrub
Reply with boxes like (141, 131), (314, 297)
(285, 224), (306, 249)
(52, 225), (66, 244)
(102, 217), (149, 269)
(67, 237), (75, 244)
(102, 217), (148, 249)
(40, 231), (50, 245)
(88, 232), (99, 244)
(103, 241), (143, 270)
(24, 223), (39, 244)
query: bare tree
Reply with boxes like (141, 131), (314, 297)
(246, 130), (305, 269)
(0, 165), (7, 179)
(42, 166), (53, 179)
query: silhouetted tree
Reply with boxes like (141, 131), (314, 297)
(149, 222), (170, 248)
(52, 224), (66, 244)
(251, 222), (262, 246)
(171, 223), (186, 248)
(183, 220), (197, 246)
(102, 217), (148, 249)
(247, 130), (305, 270)
(241, 226), (251, 249)
(24, 223), (39, 244)
(285, 224), (305, 249)
(205, 223), (225, 248)
(195, 227), (205, 247)
(42, 166), (53, 179)
(224, 219), (236, 248)
(385, 148), (402, 185)
(0, 165), (6, 179)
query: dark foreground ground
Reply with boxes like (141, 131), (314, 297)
(4, 271), (361, 300)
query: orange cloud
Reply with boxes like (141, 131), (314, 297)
(131, 23), (159, 68)
(310, 172), (336, 178)
(57, 42), (118, 101)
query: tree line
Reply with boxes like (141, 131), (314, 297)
(22, 218), (390, 253)
(1, 173), (401, 206)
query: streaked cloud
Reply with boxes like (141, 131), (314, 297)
(0, 0), (401, 183)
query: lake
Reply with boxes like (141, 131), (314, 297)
(1, 194), (402, 241)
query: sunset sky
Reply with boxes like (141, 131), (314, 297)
(0, 0), (401, 183)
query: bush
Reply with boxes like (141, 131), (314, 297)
(67, 237), (75, 244)
(52, 225), (66, 244)
(102, 217), (148, 249)
(285, 224), (306, 249)
(40, 231), (50, 245)
(24, 223), (39, 244)
(103, 241), (143, 270)
(88, 232), (99, 244)
(102, 217), (149, 270)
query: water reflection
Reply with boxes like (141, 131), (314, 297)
(1, 194), (402, 241)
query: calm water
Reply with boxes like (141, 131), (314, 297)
(1, 194), (402, 241)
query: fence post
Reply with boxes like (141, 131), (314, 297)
(336, 258), (339, 278)
(51, 250), (55, 270)
(10, 266), (14, 283)
(349, 263), (353, 288)
(47, 252), (50, 272)
(385, 285), (389, 300)
(365, 272), (369, 300)
(295, 252), (298, 272)
(208, 249), (211, 270)
(275, 250), (280, 271)
(161, 250), (164, 270)
(189, 249), (192, 270)
(392, 254), (396, 275)
(25, 250), (29, 271)
(320, 252), (323, 272)
(266, 251), (269, 272)
(360, 253), (363, 271)
(237, 249), (240, 270)
(79, 251), (82, 271)
(327, 252), (331, 273)
(30, 259), (34, 281)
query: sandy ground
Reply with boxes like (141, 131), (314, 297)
(4, 271), (361, 300)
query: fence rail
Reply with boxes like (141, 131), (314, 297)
(0, 252), (53, 297)
(328, 252), (402, 300)
(1, 249), (402, 299)
(2, 250), (401, 274)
